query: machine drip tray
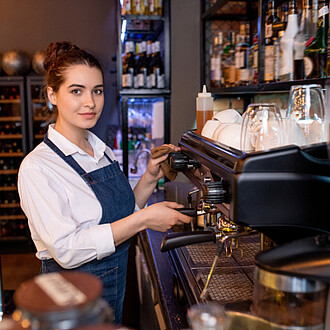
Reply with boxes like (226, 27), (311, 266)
(169, 234), (261, 311)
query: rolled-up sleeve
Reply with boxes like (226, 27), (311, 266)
(18, 165), (115, 269)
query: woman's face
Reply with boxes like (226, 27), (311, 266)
(48, 64), (104, 133)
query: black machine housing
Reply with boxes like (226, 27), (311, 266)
(176, 131), (330, 244)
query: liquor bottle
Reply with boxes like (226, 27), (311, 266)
(304, 0), (329, 79)
(210, 32), (223, 88)
(155, 0), (163, 15)
(137, 41), (148, 88)
(274, 29), (285, 81)
(132, 0), (144, 15)
(265, 0), (280, 83)
(146, 41), (153, 88)
(222, 32), (235, 87)
(149, 0), (155, 15)
(312, 0), (319, 35)
(227, 48), (236, 87)
(152, 41), (165, 89)
(279, 0), (299, 81)
(133, 42), (140, 89)
(122, 0), (132, 15)
(122, 41), (135, 89)
(293, 0), (315, 80)
(235, 24), (250, 85)
(250, 30), (259, 84)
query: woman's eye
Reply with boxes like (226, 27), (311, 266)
(94, 89), (103, 95)
(71, 89), (81, 95)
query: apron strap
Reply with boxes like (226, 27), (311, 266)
(44, 133), (87, 177)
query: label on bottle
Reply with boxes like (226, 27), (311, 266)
(157, 74), (165, 89)
(235, 51), (244, 69)
(124, 0), (131, 12)
(149, 0), (154, 12)
(138, 69), (147, 88)
(265, 24), (273, 38)
(265, 45), (275, 81)
(211, 56), (221, 81)
(229, 65), (236, 84)
(319, 5), (329, 18)
(134, 74), (139, 89)
(240, 68), (250, 82)
(150, 73), (156, 88)
(122, 74), (127, 88)
(135, 0), (141, 12)
(279, 37), (294, 78)
(304, 56), (313, 76)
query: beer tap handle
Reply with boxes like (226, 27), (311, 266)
(160, 231), (216, 252)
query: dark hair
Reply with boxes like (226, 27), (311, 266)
(42, 41), (103, 122)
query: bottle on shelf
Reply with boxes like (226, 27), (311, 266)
(151, 41), (165, 89)
(122, 41), (135, 89)
(133, 42), (141, 89)
(146, 40), (153, 88)
(279, 0), (299, 81)
(223, 32), (236, 87)
(293, 0), (315, 80)
(210, 32), (223, 88)
(274, 28), (285, 82)
(122, 0), (132, 15)
(250, 30), (259, 84)
(235, 24), (250, 86)
(265, 0), (280, 83)
(304, 0), (329, 79)
(136, 41), (148, 89)
(312, 0), (319, 35)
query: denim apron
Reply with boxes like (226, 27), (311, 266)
(41, 134), (135, 324)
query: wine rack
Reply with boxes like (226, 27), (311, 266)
(0, 77), (31, 247)
(26, 76), (47, 151)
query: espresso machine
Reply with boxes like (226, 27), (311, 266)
(161, 130), (330, 329)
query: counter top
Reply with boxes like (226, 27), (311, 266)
(139, 228), (189, 329)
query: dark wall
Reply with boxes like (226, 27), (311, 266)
(0, 0), (119, 141)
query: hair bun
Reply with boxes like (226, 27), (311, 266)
(43, 41), (80, 71)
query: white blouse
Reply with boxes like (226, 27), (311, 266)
(18, 125), (121, 269)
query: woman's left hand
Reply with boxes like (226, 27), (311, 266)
(147, 144), (180, 181)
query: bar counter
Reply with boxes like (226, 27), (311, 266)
(138, 228), (189, 329)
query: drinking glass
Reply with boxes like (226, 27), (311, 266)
(286, 84), (326, 146)
(187, 303), (230, 330)
(240, 103), (283, 152)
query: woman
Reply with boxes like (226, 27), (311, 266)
(18, 41), (191, 324)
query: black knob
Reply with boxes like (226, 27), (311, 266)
(202, 181), (227, 204)
(168, 152), (201, 171)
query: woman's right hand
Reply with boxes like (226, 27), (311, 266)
(138, 201), (192, 232)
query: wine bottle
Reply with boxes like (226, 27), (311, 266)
(293, 0), (315, 80)
(279, 0), (299, 81)
(265, 0), (280, 83)
(122, 41), (135, 89)
(210, 32), (223, 88)
(152, 41), (165, 89)
(137, 41), (148, 88)
(304, 0), (329, 79)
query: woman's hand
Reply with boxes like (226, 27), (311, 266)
(138, 201), (192, 232)
(146, 144), (180, 182)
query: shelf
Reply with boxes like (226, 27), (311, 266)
(0, 152), (23, 157)
(0, 215), (25, 220)
(120, 89), (171, 96)
(0, 116), (22, 122)
(121, 14), (164, 21)
(0, 187), (17, 191)
(210, 79), (329, 97)
(32, 99), (44, 103)
(0, 99), (20, 104)
(0, 203), (20, 208)
(203, 0), (258, 20)
(0, 134), (22, 139)
(35, 134), (45, 139)
(0, 169), (18, 174)
(34, 116), (48, 121)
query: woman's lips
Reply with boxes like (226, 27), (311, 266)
(79, 112), (97, 119)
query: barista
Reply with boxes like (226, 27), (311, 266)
(17, 41), (191, 324)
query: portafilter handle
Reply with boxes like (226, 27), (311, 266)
(160, 231), (216, 252)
